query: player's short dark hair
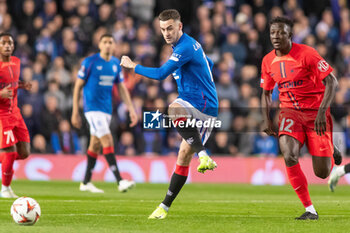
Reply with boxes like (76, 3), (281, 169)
(0, 32), (14, 41)
(269, 16), (294, 29)
(99, 33), (114, 41)
(159, 9), (181, 21)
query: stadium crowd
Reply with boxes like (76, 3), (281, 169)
(3, 0), (350, 156)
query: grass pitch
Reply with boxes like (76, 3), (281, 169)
(0, 180), (350, 233)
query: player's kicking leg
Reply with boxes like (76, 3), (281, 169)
(149, 140), (193, 219)
(328, 145), (344, 192)
(80, 136), (104, 193)
(100, 134), (135, 192)
(328, 163), (350, 192)
(168, 101), (217, 173)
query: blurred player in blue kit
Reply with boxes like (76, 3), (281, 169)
(71, 34), (138, 193)
(121, 9), (219, 219)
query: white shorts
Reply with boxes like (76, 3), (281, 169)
(171, 98), (216, 145)
(84, 111), (112, 138)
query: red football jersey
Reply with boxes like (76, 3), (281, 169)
(0, 56), (21, 115)
(260, 43), (333, 110)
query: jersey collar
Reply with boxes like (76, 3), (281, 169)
(172, 33), (186, 48)
(271, 43), (297, 64)
(274, 42), (296, 57)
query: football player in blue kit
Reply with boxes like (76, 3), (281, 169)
(121, 9), (219, 219)
(71, 34), (138, 193)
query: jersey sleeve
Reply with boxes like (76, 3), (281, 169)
(114, 62), (124, 84)
(260, 57), (276, 90)
(135, 43), (194, 80)
(77, 58), (91, 81)
(304, 48), (333, 81)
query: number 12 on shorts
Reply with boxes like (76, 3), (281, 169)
(280, 118), (294, 133)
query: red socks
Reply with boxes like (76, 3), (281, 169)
(286, 163), (312, 207)
(175, 164), (189, 176)
(1, 152), (17, 186)
(87, 150), (98, 158)
(103, 146), (114, 155)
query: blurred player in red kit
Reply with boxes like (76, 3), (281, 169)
(0, 33), (32, 198)
(261, 17), (340, 220)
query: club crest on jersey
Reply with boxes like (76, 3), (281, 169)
(317, 60), (329, 72)
(97, 66), (103, 70)
(113, 65), (117, 72)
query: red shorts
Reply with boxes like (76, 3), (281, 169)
(0, 113), (30, 149)
(278, 108), (333, 157)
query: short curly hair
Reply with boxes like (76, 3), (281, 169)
(159, 9), (181, 21)
(269, 16), (294, 29)
(0, 32), (14, 41)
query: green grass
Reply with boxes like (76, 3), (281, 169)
(0, 181), (350, 233)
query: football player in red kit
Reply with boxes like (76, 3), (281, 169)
(0, 33), (32, 198)
(261, 17), (338, 220)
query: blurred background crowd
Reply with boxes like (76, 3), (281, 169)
(3, 0), (350, 156)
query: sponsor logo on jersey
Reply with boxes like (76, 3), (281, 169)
(317, 60), (329, 72)
(98, 75), (114, 86)
(278, 80), (303, 89)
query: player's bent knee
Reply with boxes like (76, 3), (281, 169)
(313, 164), (332, 179)
(314, 169), (330, 179)
(178, 147), (190, 157)
(283, 154), (299, 166)
(17, 151), (29, 160)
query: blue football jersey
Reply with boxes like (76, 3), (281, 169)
(77, 53), (123, 114)
(135, 33), (218, 117)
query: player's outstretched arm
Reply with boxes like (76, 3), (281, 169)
(261, 89), (277, 137)
(315, 73), (338, 136)
(117, 82), (138, 127)
(71, 78), (85, 129)
(121, 56), (179, 81)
